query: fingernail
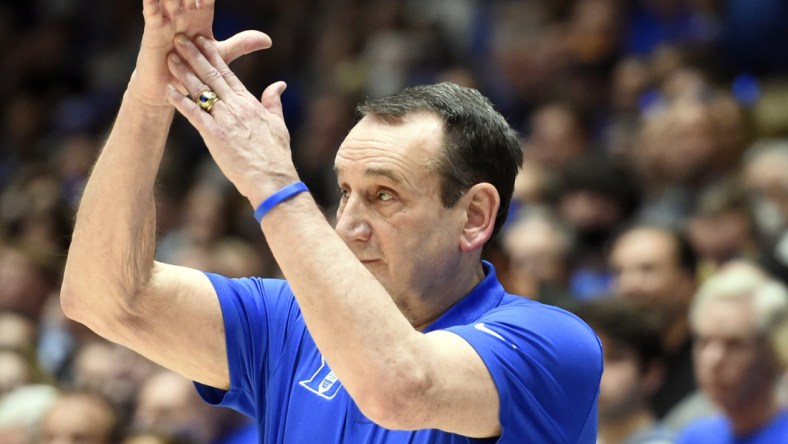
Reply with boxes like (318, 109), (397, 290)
(169, 53), (181, 64)
(176, 34), (189, 45)
(166, 84), (178, 94)
(196, 35), (208, 47)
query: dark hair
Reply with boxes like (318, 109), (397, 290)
(573, 297), (664, 372)
(613, 224), (698, 276)
(357, 82), (523, 242)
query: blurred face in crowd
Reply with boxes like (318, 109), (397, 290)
(597, 334), (661, 422)
(744, 151), (788, 237)
(524, 103), (587, 170)
(692, 296), (779, 412)
(503, 217), (568, 297)
(609, 228), (694, 315)
(134, 370), (215, 441)
(0, 350), (32, 398)
(40, 394), (116, 444)
(687, 210), (751, 266)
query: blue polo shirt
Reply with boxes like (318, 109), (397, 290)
(195, 262), (601, 443)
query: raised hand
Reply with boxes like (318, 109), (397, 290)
(131, 0), (271, 107)
(165, 34), (298, 206)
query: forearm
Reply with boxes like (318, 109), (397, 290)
(261, 195), (424, 418)
(62, 87), (174, 329)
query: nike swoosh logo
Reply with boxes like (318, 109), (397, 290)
(474, 322), (519, 350)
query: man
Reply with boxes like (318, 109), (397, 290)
(40, 391), (120, 444)
(743, 139), (788, 282)
(60, 1), (601, 442)
(573, 298), (674, 444)
(609, 225), (698, 419)
(133, 369), (223, 442)
(501, 208), (576, 308)
(677, 262), (788, 443)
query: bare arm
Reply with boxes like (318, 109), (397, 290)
(60, 0), (271, 388)
(165, 36), (502, 436)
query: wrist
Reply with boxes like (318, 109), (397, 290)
(126, 71), (177, 110)
(253, 181), (310, 223)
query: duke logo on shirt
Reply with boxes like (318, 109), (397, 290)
(300, 357), (343, 399)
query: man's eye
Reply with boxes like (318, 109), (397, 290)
(377, 191), (393, 201)
(339, 188), (350, 200)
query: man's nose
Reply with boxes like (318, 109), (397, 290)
(615, 270), (641, 297)
(335, 197), (372, 242)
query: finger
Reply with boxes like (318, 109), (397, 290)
(142, 0), (163, 26)
(217, 30), (272, 65)
(193, 35), (249, 94)
(166, 83), (218, 130)
(168, 52), (217, 102)
(173, 34), (236, 101)
(161, 0), (179, 9)
(261, 81), (287, 117)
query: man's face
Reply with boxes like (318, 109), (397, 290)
(503, 219), (567, 296)
(334, 113), (467, 311)
(597, 334), (653, 422)
(692, 297), (777, 412)
(41, 396), (114, 444)
(609, 228), (693, 312)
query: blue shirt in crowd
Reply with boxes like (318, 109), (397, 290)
(677, 410), (788, 444)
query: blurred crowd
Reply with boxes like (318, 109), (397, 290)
(1, 0), (788, 442)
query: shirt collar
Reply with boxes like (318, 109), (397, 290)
(423, 260), (506, 333)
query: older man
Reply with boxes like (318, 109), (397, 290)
(677, 262), (788, 442)
(60, 1), (601, 443)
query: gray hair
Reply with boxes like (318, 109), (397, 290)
(690, 262), (788, 338)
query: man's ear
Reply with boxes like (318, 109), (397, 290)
(460, 183), (499, 252)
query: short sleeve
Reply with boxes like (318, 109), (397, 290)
(194, 273), (298, 417)
(446, 303), (602, 443)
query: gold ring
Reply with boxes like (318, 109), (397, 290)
(197, 90), (219, 113)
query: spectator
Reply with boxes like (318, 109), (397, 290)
(0, 384), (59, 444)
(677, 262), (788, 442)
(609, 225), (698, 419)
(500, 208), (576, 308)
(742, 139), (788, 283)
(556, 155), (640, 299)
(573, 297), (675, 444)
(686, 179), (756, 277)
(40, 391), (121, 444)
(132, 369), (234, 444)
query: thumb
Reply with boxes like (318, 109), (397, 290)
(261, 81), (287, 116)
(216, 30), (272, 64)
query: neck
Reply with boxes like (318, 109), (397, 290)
(407, 261), (485, 331)
(663, 314), (689, 353)
(726, 390), (779, 436)
(599, 409), (656, 444)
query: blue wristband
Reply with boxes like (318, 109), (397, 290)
(254, 181), (309, 223)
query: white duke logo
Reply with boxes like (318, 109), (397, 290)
(299, 357), (343, 399)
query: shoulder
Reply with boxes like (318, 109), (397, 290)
(485, 294), (602, 354)
(449, 295), (602, 441)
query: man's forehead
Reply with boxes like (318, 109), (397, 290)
(614, 229), (678, 261)
(333, 114), (444, 174)
(693, 297), (757, 334)
(332, 164), (406, 184)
